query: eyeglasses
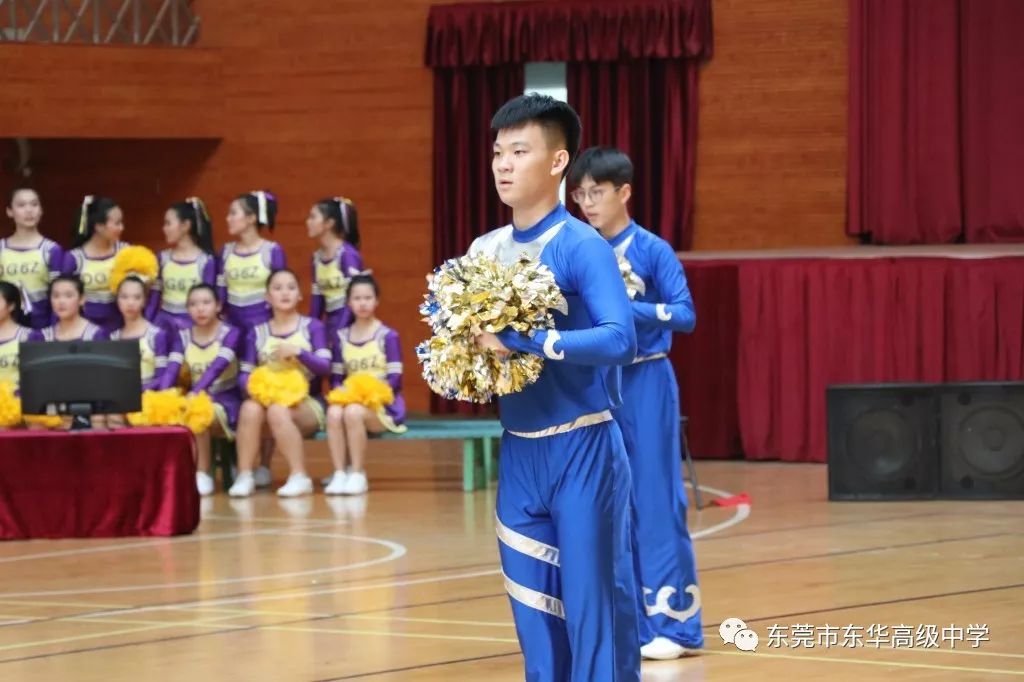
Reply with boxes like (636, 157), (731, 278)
(570, 186), (621, 205)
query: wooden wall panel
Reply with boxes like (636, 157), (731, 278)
(0, 44), (223, 138)
(693, 0), (852, 249)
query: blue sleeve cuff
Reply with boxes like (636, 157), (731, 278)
(496, 328), (545, 355)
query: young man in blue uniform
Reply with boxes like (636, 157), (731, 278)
(569, 146), (703, 660)
(470, 96), (641, 681)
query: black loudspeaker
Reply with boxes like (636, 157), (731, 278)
(826, 385), (939, 500)
(940, 383), (1024, 499)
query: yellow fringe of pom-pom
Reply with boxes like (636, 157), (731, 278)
(247, 366), (309, 407)
(326, 373), (394, 411)
(127, 389), (186, 426)
(126, 389), (215, 434)
(417, 333), (544, 404)
(417, 253), (563, 403)
(23, 414), (63, 429)
(184, 391), (215, 434)
(110, 245), (159, 294)
(0, 381), (22, 428)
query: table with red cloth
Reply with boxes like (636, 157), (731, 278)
(0, 427), (199, 540)
(670, 250), (1024, 463)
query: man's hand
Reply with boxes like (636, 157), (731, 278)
(475, 332), (511, 358)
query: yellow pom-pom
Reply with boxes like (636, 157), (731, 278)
(247, 366), (309, 407)
(184, 391), (215, 434)
(129, 389), (187, 427)
(23, 414), (63, 429)
(326, 373), (394, 411)
(0, 382), (22, 428)
(126, 410), (148, 426)
(110, 246), (159, 294)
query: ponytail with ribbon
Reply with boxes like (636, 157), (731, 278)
(76, 195), (94, 237)
(247, 190), (277, 230)
(71, 195), (118, 248)
(316, 196), (360, 249)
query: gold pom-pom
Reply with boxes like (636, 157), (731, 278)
(184, 391), (215, 434)
(416, 333), (544, 404)
(247, 366), (309, 407)
(417, 253), (563, 403)
(0, 382), (22, 428)
(128, 389), (187, 426)
(619, 256), (645, 300)
(424, 253), (565, 337)
(327, 373), (395, 411)
(110, 245), (159, 294)
(23, 413), (62, 429)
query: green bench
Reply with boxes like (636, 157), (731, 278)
(213, 417), (504, 493)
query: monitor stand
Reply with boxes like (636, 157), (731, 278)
(68, 403), (93, 431)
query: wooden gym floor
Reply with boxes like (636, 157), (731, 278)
(0, 441), (1021, 681)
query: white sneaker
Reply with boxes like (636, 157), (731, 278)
(228, 471), (255, 498)
(324, 470), (350, 495)
(254, 465), (273, 488)
(342, 470), (368, 495)
(196, 471), (215, 497)
(640, 636), (701, 660)
(276, 473), (313, 498)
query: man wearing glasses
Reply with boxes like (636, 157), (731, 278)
(569, 146), (704, 661)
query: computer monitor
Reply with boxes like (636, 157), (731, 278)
(19, 340), (142, 419)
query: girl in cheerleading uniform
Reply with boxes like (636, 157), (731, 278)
(170, 284), (242, 496)
(41, 275), (108, 429)
(1, 187), (66, 329)
(229, 269), (330, 499)
(217, 191), (286, 328)
(146, 198), (218, 331)
(0, 280), (42, 393)
(324, 275), (405, 496)
(42, 275), (108, 342)
(110, 276), (175, 392)
(65, 196), (128, 333)
(307, 197), (364, 335)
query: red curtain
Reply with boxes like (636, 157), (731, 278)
(735, 257), (1024, 462)
(847, 0), (963, 244)
(672, 257), (1024, 463)
(568, 59), (699, 249)
(432, 65), (523, 264)
(848, 0), (1024, 244)
(961, 0), (1024, 243)
(670, 261), (741, 458)
(425, 0), (712, 67)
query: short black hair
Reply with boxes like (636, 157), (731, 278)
(348, 273), (379, 297)
(6, 185), (39, 208)
(491, 94), (582, 171)
(49, 273), (85, 298)
(266, 267), (299, 290)
(568, 147), (634, 188)
(187, 282), (220, 304)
